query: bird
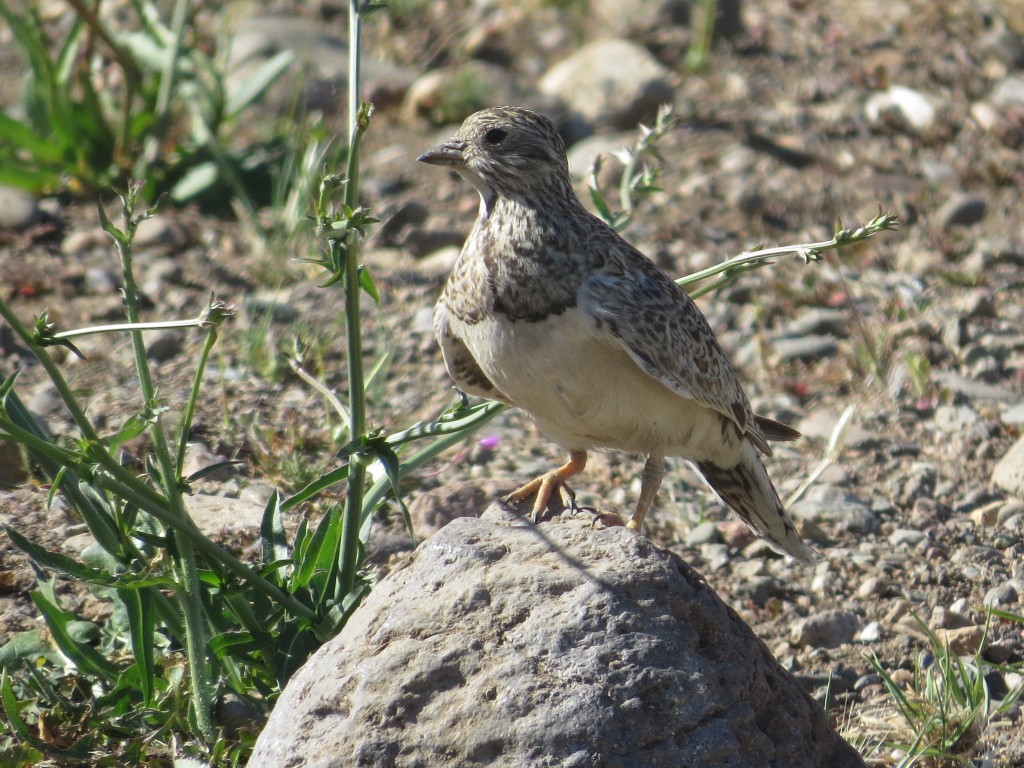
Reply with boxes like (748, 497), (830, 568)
(418, 106), (814, 564)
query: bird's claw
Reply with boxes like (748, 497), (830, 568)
(571, 504), (626, 528)
(503, 477), (578, 523)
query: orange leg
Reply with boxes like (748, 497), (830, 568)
(504, 450), (588, 523)
(627, 452), (664, 531)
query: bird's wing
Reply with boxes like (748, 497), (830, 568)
(435, 303), (511, 403)
(579, 252), (772, 453)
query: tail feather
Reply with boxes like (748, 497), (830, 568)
(754, 414), (801, 443)
(696, 445), (814, 564)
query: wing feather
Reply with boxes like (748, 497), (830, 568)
(579, 249), (771, 453)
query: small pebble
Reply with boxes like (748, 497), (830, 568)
(935, 625), (987, 656)
(968, 500), (1002, 527)
(856, 576), (889, 599)
(984, 581), (1019, 607)
(857, 622), (882, 643)
(0, 185), (41, 229)
(854, 673), (883, 692)
(933, 405), (979, 432)
(770, 335), (838, 363)
(790, 609), (861, 648)
(997, 500), (1024, 525)
(889, 528), (927, 548)
(889, 669), (914, 687)
(686, 521), (721, 546)
(146, 330), (185, 362)
(865, 84), (936, 132)
(949, 597), (971, 615)
(134, 214), (189, 251)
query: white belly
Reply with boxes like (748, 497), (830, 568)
(455, 307), (739, 463)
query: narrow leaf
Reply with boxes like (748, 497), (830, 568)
(1, 672), (34, 743)
(225, 50), (295, 116)
(170, 162), (219, 202)
(357, 265), (379, 303)
(294, 505), (340, 589)
(118, 587), (155, 705)
(259, 491), (289, 568)
(30, 591), (118, 682)
(281, 464), (349, 511)
(185, 459), (243, 483)
(0, 113), (64, 163)
(3, 525), (115, 584)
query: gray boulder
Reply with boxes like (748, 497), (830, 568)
(248, 505), (863, 768)
(539, 39), (674, 130)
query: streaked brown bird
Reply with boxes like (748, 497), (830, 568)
(419, 106), (813, 563)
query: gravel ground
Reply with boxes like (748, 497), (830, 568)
(2, 0), (1024, 763)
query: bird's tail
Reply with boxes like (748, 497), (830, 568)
(696, 443), (815, 564)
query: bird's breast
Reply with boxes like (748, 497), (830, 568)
(450, 307), (738, 462)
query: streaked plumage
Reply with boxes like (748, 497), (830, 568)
(419, 106), (813, 564)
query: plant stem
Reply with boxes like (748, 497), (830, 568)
(60, 0), (142, 87)
(176, 319), (220, 476)
(338, 0), (369, 599)
(111, 196), (216, 743)
(0, 300), (105, 448)
(360, 404), (504, 520)
(50, 317), (213, 340)
(677, 211), (899, 297)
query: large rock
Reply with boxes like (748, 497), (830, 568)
(539, 39), (674, 130)
(248, 506), (863, 768)
(225, 15), (417, 115)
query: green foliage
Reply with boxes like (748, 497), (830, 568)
(0, 5), (117, 193)
(0, 6), (507, 762)
(905, 351), (933, 400)
(589, 104), (674, 233)
(685, 0), (718, 73)
(0, 0), (303, 225)
(852, 611), (1024, 766)
(0, 181), (502, 763)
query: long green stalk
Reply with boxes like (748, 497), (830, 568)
(337, 0), (370, 599)
(176, 299), (232, 473)
(107, 197), (215, 743)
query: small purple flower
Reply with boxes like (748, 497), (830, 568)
(478, 435), (501, 450)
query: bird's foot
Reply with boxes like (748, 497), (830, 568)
(502, 450), (588, 524)
(503, 474), (579, 523)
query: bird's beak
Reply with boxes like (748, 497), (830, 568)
(417, 140), (467, 167)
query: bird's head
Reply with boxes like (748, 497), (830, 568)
(418, 106), (571, 204)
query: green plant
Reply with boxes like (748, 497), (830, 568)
(906, 351), (933, 400)
(0, 2), (501, 763)
(849, 611), (1024, 766)
(0, 0), (293, 216)
(0, 183), (504, 765)
(589, 104), (674, 233)
(685, 0), (718, 72)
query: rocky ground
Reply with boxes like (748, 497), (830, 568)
(2, 0), (1024, 764)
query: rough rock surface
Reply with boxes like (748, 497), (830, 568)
(248, 505), (863, 768)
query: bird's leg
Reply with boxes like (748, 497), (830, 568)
(627, 452), (665, 530)
(504, 450), (588, 523)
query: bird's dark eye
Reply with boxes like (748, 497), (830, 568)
(484, 128), (508, 145)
